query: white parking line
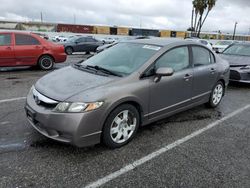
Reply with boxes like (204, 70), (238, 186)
(84, 104), (250, 188)
(0, 97), (26, 104)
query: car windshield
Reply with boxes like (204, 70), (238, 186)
(223, 44), (250, 56)
(81, 43), (161, 76)
(215, 41), (232, 45)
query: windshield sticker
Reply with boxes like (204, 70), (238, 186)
(142, 45), (161, 51)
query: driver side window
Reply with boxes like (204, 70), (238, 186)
(155, 46), (189, 72)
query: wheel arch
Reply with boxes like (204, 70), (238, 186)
(102, 98), (145, 128)
(37, 54), (55, 65)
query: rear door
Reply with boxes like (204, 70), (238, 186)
(14, 33), (43, 66)
(0, 33), (15, 66)
(148, 46), (193, 120)
(191, 46), (218, 102)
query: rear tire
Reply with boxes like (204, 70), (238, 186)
(65, 47), (73, 55)
(38, 55), (54, 70)
(102, 104), (140, 149)
(206, 81), (224, 108)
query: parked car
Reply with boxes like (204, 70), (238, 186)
(25, 39), (229, 148)
(52, 35), (68, 42)
(96, 36), (151, 53)
(220, 43), (250, 83)
(0, 32), (67, 70)
(186, 38), (213, 50)
(212, 40), (236, 53)
(63, 36), (103, 55)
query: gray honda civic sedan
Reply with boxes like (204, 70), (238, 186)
(25, 39), (230, 148)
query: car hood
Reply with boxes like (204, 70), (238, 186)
(220, 54), (250, 67)
(35, 66), (116, 101)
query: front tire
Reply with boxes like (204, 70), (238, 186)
(206, 81), (224, 108)
(102, 104), (140, 149)
(38, 55), (54, 70)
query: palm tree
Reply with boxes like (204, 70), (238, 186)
(197, 0), (216, 36)
(190, 0), (217, 37)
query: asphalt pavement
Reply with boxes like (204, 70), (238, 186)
(0, 55), (250, 188)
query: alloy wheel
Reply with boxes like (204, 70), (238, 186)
(110, 110), (137, 144)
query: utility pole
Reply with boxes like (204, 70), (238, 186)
(73, 14), (76, 24)
(40, 12), (43, 23)
(232, 22), (238, 40)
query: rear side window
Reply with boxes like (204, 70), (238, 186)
(15, 34), (40, 45)
(155, 46), (189, 72)
(0, 34), (11, 46)
(76, 37), (86, 42)
(86, 38), (96, 42)
(192, 46), (214, 67)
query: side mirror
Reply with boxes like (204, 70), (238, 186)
(216, 51), (220, 54)
(154, 67), (174, 82)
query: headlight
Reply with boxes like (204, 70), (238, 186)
(53, 102), (103, 113)
(240, 65), (250, 70)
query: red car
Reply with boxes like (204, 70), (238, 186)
(0, 32), (67, 70)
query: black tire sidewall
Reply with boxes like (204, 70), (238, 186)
(66, 47), (73, 55)
(38, 55), (54, 70)
(208, 81), (224, 108)
(102, 104), (140, 149)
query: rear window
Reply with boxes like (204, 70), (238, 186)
(0, 34), (11, 46)
(15, 34), (40, 45)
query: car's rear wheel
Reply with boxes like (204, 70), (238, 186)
(38, 55), (54, 70)
(65, 47), (73, 55)
(102, 104), (140, 148)
(206, 81), (224, 108)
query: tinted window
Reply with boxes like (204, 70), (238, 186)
(15, 34), (40, 45)
(155, 47), (189, 72)
(0, 34), (11, 46)
(192, 46), (212, 66)
(86, 38), (96, 42)
(76, 37), (86, 42)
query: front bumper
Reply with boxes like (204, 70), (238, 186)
(230, 68), (250, 83)
(25, 91), (104, 147)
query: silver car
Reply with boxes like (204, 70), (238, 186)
(25, 39), (230, 148)
(220, 43), (250, 83)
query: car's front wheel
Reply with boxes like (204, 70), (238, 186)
(206, 81), (224, 108)
(38, 55), (54, 70)
(102, 104), (140, 148)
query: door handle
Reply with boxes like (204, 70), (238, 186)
(6, 46), (11, 50)
(210, 68), (216, 74)
(35, 46), (41, 49)
(183, 74), (192, 81)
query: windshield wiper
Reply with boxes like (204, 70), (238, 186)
(86, 65), (122, 77)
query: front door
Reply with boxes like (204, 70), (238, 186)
(148, 46), (193, 120)
(0, 33), (15, 66)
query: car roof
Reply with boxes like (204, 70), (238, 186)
(124, 38), (202, 47)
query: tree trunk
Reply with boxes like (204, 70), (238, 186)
(200, 10), (210, 30)
(194, 13), (198, 36)
(197, 14), (203, 38)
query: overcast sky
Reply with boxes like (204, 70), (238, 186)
(0, 0), (249, 34)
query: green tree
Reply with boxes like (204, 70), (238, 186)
(190, 0), (217, 37)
